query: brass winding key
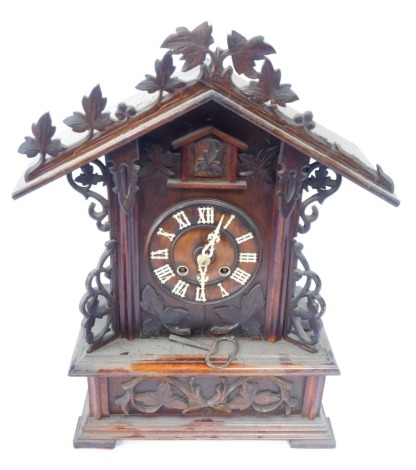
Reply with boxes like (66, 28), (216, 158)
(168, 334), (238, 369)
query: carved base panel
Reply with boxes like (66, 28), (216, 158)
(74, 396), (335, 449)
(70, 327), (338, 448)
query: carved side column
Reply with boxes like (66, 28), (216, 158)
(302, 376), (326, 419)
(107, 141), (140, 339)
(264, 143), (308, 341)
(88, 377), (110, 419)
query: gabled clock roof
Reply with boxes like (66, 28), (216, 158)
(13, 22), (399, 206)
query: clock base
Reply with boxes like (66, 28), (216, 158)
(70, 327), (339, 449)
(73, 396), (335, 449)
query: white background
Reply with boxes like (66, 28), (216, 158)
(1, 0), (414, 468)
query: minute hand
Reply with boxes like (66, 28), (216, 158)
(201, 215), (225, 258)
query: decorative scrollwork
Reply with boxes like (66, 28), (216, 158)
(211, 283), (264, 339)
(67, 159), (110, 232)
(80, 240), (117, 351)
(115, 376), (297, 415)
(297, 162), (342, 234)
(285, 241), (325, 349)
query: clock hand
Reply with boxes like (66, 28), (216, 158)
(201, 215), (224, 259)
(196, 254), (209, 302)
(196, 215), (224, 302)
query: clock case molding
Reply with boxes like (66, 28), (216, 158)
(13, 22), (399, 449)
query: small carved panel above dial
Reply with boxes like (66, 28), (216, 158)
(146, 199), (262, 304)
(168, 127), (248, 190)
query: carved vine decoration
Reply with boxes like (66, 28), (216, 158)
(17, 22), (395, 198)
(211, 284), (264, 339)
(136, 51), (186, 100)
(137, 22), (298, 107)
(238, 146), (279, 185)
(138, 141), (179, 178)
(115, 102), (137, 120)
(63, 85), (114, 139)
(115, 376), (297, 415)
(80, 240), (117, 352)
(18, 113), (66, 172)
(297, 162), (342, 234)
(285, 241), (325, 349)
(140, 285), (191, 337)
(67, 159), (110, 232)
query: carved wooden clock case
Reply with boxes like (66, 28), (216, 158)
(13, 23), (399, 448)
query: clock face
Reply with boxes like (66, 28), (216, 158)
(146, 199), (262, 304)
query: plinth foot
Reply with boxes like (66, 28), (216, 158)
(73, 394), (335, 449)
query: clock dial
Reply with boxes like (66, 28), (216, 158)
(146, 199), (261, 304)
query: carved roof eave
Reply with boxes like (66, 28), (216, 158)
(12, 79), (399, 207)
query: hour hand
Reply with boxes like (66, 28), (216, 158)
(202, 215), (224, 258)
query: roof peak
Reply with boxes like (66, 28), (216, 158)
(13, 22), (399, 207)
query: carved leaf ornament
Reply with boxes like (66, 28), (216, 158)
(161, 22), (215, 72)
(136, 52), (186, 98)
(18, 112), (65, 165)
(211, 284), (265, 338)
(138, 21), (298, 108)
(63, 85), (114, 138)
(227, 30), (276, 79)
(242, 59), (299, 106)
(19, 22), (301, 177)
(116, 376), (297, 415)
(140, 285), (190, 336)
(138, 141), (178, 178)
(239, 146), (279, 185)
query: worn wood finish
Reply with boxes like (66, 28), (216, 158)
(13, 23), (399, 450)
(87, 377), (110, 420)
(74, 397), (335, 448)
(107, 142), (141, 339)
(302, 376), (326, 419)
(69, 326), (339, 377)
(13, 83), (399, 205)
(264, 143), (309, 341)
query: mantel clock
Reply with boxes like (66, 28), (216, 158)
(13, 22), (399, 448)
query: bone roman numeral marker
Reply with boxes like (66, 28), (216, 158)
(197, 206), (215, 224)
(217, 283), (230, 297)
(154, 264), (175, 284)
(230, 267), (251, 285)
(195, 287), (206, 302)
(171, 280), (190, 298)
(223, 214), (235, 230)
(157, 227), (176, 241)
(235, 232), (254, 244)
(172, 210), (191, 230)
(239, 252), (258, 263)
(150, 248), (169, 260)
